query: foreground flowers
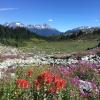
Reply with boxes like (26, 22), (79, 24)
(0, 62), (99, 100)
(15, 70), (66, 99)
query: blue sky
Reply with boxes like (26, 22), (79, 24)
(0, 0), (100, 31)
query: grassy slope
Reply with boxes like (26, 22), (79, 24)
(19, 34), (99, 54)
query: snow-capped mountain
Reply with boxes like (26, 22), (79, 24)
(72, 26), (100, 31)
(65, 26), (100, 36)
(4, 22), (25, 28)
(27, 23), (50, 29)
(27, 24), (61, 36)
(73, 26), (92, 30)
(4, 22), (61, 36)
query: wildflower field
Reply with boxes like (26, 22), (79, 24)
(0, 60), (100, 100)
(0, 0), (100, 99)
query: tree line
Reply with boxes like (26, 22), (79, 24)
(0, 25), (44, 46)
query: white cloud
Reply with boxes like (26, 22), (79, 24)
(48, 19), (54, 22)
(95, 19), (99, 22)
(0, 8), (18, 11)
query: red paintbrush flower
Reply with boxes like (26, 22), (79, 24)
(48, 87), (56, 93)
(54, 76), (66, 91)
(37, 71), (53, 84)
(27, 69), (33, 77)
(16, 79), (30, 89)
(33, 70), (66, 94)
(34, 79), (41, 90)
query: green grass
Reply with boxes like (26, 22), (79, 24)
(20, 39), (98, 54)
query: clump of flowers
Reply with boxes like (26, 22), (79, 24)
(15, 70), (66, 99)
(70, 76), (100, 98)
(34, 71), (66, 94)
